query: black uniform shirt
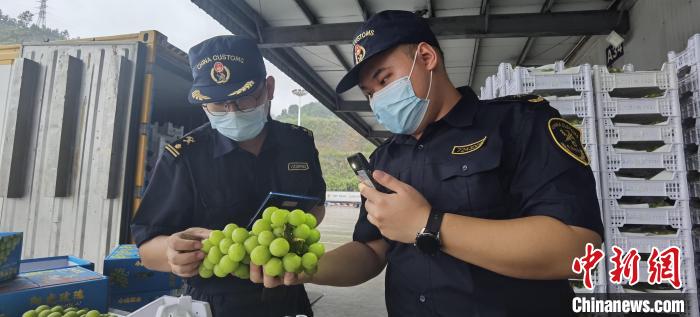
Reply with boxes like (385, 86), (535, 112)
(131, 120), (326, 296)
(353, 87), (604, 317)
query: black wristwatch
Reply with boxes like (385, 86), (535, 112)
(415, 210), (444, 255)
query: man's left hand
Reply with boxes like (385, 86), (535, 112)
(359, 170), (431, 243)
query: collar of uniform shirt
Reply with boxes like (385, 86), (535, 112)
(391, 86), (479, 145)
(211, 120), (281, 158)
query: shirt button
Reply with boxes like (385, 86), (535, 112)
(419, 295), (426, 303)
(417, 144), (424, 150)
(461, 164), (468, 171)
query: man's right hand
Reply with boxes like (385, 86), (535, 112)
(166, 227), (211, 277)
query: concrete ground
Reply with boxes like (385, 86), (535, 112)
(306, 206), (388, 317)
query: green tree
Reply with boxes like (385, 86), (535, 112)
(0, 9), (71, 44)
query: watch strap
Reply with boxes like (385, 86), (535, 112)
(425, 210), (444, 234)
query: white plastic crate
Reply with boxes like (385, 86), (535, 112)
(690, 181), (700, 199)
(608, 260), (695, 290)
(596, 90), (680, 118)
(599, 144), (685, 171)
(683, 124), (700, 145)
(607, 227), (690, 255)
(601, 171), (689, 200)
(668, 34), (700, 74)
(506, 62), (593, 95)
(571, 260), (608, 294)
(686, 152), (700, 171)
(569, 118), (598, 146)
(479, 76), (495, 100)
(545, 92), (595, 118)
(495, 62), (513, 96)
(679, 69), (700, 96)
(593, 63), (678, 92)
(603, 200), (696, 229)
(599, 118), (683, 145)
(680, 94), (700, 119)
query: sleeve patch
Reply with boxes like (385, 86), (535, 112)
(547, 118), (589, 166)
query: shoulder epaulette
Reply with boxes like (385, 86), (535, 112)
(164, 134), (197, 158)
(486, 94), (547, 104)
(288, 124), (314, 138)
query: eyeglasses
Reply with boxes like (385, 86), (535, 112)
(202, 84), (267, 116)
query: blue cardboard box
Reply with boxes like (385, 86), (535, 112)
(0, 232), (23, 283)
(110, 289), (179, 312)
(20, 256), (94, 273)
(104, 245), (182, 295)
(0, 266), (108, 317)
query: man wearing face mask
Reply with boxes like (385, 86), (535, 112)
(131, 35), (326, 317)
(266, 10), (604, 317)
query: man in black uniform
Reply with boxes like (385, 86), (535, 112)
(131, 35), (325, 317)
(266, 11), (604, 316)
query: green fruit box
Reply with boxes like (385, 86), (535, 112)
(0, 266), (108, 317)
(0, 232), (23, 283)
(103, 245), (182, 295)
(20, 256), (94, 273)
(109, 289), (180, 313)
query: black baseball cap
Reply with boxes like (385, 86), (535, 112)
(335, 10), (440, 94)
(187, 35), (267, 104)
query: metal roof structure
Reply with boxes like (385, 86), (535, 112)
(191, 0), (630, 145)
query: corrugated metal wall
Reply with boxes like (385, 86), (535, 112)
(570, 0), (700, 69)
(0, 42), (143, 272)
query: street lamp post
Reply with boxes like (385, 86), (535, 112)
(291, 88), (308, 126)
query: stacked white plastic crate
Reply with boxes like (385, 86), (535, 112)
(593, 63), (699, 308)
(497, 61), (606, 293)
(671, 34), (700, 315)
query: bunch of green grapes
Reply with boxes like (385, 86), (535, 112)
(198, 207), (324, 279)
(0, 234), (21, 265)
(22, 305), (113, 317)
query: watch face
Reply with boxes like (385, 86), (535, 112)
(416, 233), (440, 255)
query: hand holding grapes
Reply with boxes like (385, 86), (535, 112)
(166, 227), (211, 277)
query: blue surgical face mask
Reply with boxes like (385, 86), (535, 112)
(369, 49), (433, 135)
(206, 101), (269, 141)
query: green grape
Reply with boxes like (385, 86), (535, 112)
(63, 312), (78, 317)
(308, 243), (325, 258)
(262, 207), (278, 222)
(293, 224), (311, 240)
(288, 209), (306, 226)
(218, 238), (233, 254)
(22, 311), (37, 317)
(202, 239), (214, 253)
(222, 223), (238, 238)
(199, 265), (213, 278)
(242, 254), (251, 265)
(250, 245), (272, 266)
(233, 264), (250, 279)
(282, 253), (302, 273)
(37, 310), (51, 317)
(244, 235), (259, 253)
(35, 306), (50, 313)
(307, 229), (321, 244)
(271, 209), (290, 226)
(207, 246), (222, 264)
(263, 257), (283, 277)
(86, 311), (100, 317)
(304, 265), (318, 275)
(209, 230), (225, 245)
(46, 312), (61, 317)
(50, 306), (63, 313)
(76, 309), (88, 315)
(305, 213), (318, 229)
(231, 228), (249, 243)
(257, 231), (275, 246)
(218, 256), (239, 274)
(65, 307), (78, 312)
(213, 264), (228, 278)
(228, 243), (246, 262)
(202, 257), (215, 270)
(269, 238), (290, 257)
(252, 219), (272, 235)
(273, 227), (286, 237)
(302, 252), (318, 270)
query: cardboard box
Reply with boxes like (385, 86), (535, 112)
(20, 256), (94, 273)
(109, 289), (180, 312)
(0, 232), (23, 283)
(0, 266), (108, 317)
(104, 245), (182, 295)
